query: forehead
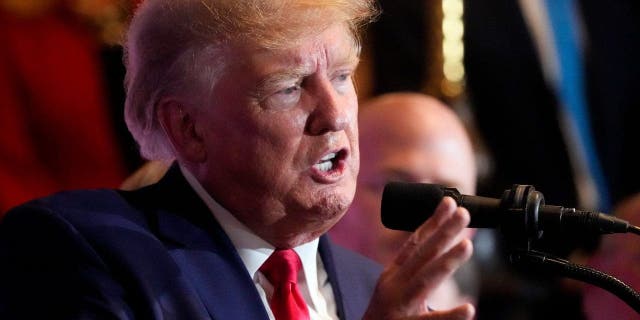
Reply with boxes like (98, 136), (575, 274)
(360, 128), (475, 192)
(371, 136), (470, 170)
(230, 24), (359, 75)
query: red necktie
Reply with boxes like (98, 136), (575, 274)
(260, 249), (311, 320)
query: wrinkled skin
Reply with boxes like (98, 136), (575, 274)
(161, 23), (474, 320)
(363, 197), (474, 320)
(162, 24), (361, 248)
(332, 94), (477, 265)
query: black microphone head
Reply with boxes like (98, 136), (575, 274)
(381, 182), (445, 231)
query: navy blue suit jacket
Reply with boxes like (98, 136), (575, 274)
(0, 166), (382, 319)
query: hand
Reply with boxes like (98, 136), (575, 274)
(363, 197), (475, 320)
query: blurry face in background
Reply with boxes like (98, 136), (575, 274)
(192, 24), (361, 248)
(330, 95), (476, 264)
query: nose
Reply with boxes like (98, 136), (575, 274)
(305, 78), (353, 135)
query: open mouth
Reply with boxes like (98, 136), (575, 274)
(312, 149), (347, 174)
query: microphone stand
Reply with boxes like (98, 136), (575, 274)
(509, 250), (640, 314)
(499, 184), (640, 314)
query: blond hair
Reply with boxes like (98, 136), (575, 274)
(124, 0), (378, 160)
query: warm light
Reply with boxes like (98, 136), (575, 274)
(441, 0), (465, 97)
(442, 0), (463, 18)
(442, 18), (464, 39)
(444, 61), (465, 82)
(443, 39), (464, 61)
(441, 79), (463, 97)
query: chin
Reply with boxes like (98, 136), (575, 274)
(317, 193), (352, 219)
(286, 177), (355, 223)
(296, 189), (352, 229)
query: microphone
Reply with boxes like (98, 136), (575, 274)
(381, 182), (635, 238)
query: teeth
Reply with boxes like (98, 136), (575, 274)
(314, 161), (333, 172)
(320, 153), (337, 161)
(314, 152), (336, 171)
(314, 152), (337, 172)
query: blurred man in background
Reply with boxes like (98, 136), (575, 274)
(330, 92), (479, 309)
(0, 1), (476, 319)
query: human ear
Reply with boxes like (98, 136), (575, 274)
(157, 99), (206, 163)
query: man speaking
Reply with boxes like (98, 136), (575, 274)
(0, 1), (474, 319)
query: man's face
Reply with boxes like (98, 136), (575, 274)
(194, 24), (360, 247)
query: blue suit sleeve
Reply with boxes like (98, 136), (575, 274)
(0, 203), (135, 319)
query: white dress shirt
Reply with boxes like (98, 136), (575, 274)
(180, 165), (338, 320)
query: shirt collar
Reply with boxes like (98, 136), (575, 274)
(179, 164), (321, 295)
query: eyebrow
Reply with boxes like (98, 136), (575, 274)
(332, 54), (361, 73)
(251, 67), (311, 99)
(251, 54), (360, 99)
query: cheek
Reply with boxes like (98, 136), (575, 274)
(261, 109), (307, 141)
(246, 111), (308, 163)
(268, 116), (310, 171)
(351, 111), (359, 147)
(347, 97), (359, 133)
(347, 103), (360, 173)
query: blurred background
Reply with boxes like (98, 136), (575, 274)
(1, 0), (639, 318)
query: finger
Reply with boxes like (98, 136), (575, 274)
(405, 238), (473, 299)
(420, 207), (471, 260)
(418, 304), (475, 320)
(414, 197), (459, 240)
(395, 197), (457, 265)
(399, 207), (471, 274)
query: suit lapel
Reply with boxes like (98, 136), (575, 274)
(147, 165), (270, 320)
(320, 237), (382, 320)
(319, 237), (349, 320)
(142, 165), (379, 320)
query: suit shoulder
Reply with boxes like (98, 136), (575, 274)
(2, 188), (151, 233)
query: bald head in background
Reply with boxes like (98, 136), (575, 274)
(330, 92), (477, 307)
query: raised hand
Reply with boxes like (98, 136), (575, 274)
(364, 197), (475, 320)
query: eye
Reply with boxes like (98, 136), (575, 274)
(261, 83), (302, 110)
(336, 73), (349, 81)
(332, 72), (354, 94)
(280, 85), (300, 95)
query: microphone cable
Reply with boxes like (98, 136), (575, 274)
(510, 250), (640, 314)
